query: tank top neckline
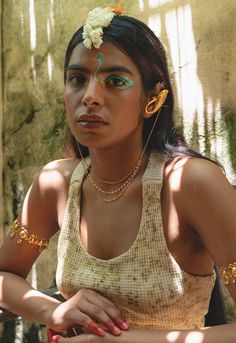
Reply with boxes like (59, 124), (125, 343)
(71, 151), (165, 263)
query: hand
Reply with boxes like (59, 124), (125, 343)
(50, 289), (129, 337)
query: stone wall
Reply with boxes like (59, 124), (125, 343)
(0, 0), (3, 245)
(0, 0), (236, 340)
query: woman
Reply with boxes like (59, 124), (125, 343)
(0, 6), (236, 343)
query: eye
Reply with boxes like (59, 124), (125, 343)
(104, 74), (131, 89)
(67, 73), (87, 86)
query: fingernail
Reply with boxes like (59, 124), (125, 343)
(115, 316), (129, 330)
(120, 321), (129, 330)
(112, 326), (121, 336)
(88, 320), (105, 336)
(106, 320), (121, 336)
(97, 327), (106, 336)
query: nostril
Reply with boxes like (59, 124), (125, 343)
(82, 96), (102, 108)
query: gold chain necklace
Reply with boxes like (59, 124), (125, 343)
(77, 108), (161, 202)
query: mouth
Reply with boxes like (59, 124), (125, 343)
(77, 114), (108, 129)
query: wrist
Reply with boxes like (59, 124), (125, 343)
(43, 300), (65, 331)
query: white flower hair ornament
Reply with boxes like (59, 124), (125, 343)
(82, 4), (123, 49)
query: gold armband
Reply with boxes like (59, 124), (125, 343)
(10, 219), (49, 252)
(219, 262), (236, 286)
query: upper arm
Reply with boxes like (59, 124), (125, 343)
(178, 158), (236, 300)
(0, 159), (77, 278)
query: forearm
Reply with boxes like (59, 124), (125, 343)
(0, 271), (60, 327)
(102, 325), (236, 343)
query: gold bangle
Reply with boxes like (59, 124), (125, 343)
(9, 219), (49, 253)
(219, 262), (236, 286)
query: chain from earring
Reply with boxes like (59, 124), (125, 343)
(76, 107), (161, 201)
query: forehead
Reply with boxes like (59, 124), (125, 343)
(68, 42), (139, 73)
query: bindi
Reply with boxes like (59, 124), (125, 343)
(94, 53), (136, 89)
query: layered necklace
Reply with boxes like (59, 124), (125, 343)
(77, 111), (160, 202)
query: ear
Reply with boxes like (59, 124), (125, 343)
(148, 82), (164, 98)
(143, 82), (167, 118)
(144, 82), (164, 106)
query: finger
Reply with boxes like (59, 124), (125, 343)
(66, 309), (105, 337)
(79, 301), (121, 336)
(113, 314), (129, 331)
(51, 335), (64, 343)
(48, 329), (64, 343)
(85, 290), (129, 330)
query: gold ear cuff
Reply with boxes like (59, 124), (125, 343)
(144, 89), (169, 117)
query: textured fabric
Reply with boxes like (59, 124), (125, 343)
(56, 152), (216, 330)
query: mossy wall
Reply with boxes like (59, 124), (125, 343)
(0, 0), (236, 341)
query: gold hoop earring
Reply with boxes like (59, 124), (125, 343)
(144, 89), (169, 118)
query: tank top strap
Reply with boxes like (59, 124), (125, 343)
(142, 151), (166, 183)
(69, 157), (91, 186)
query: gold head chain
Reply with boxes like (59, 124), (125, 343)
(9, 219), (49, 253)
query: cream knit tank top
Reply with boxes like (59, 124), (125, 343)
(56, 152), (215, 330)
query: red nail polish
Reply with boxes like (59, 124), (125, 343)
(115, 315), (129, 330)
(47, 329), (63, 343)
(88, 320), (105, 336)
(112, 326), (121, 336)
(106, 320), (121, 336)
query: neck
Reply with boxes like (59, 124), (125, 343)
(88, 141), (147, 183)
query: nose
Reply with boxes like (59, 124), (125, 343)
(82, 78), (105, 108)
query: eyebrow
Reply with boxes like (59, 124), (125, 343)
(67, 64), (134, 76)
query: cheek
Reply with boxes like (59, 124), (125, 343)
(64, 87), (82, 113)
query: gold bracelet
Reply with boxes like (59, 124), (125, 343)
(9, 219), (49, 253)
(219, 262), (236, 286)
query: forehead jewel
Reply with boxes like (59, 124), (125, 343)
(82, 4), (123, 50)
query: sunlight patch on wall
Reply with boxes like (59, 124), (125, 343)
(47, 53), (53, 81)
(50, 0), (55, 29)
(139, 0), (144, 11)
(29, 0), (37, 82)
(29, 0), (36, 51)
(20, 12), (24, 38)
(149, 0), (174, 8)
(148, 14), (161, 37)
(165, 4), (204, 146)
(47, 19), (51, 43)
(31, 55), (36, 82)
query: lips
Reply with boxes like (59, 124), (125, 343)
(77, 114), (108, 128)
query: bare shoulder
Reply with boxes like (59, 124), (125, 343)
(37, 158), (80, 193)
(19, 157), (80, 237)
(164, 156), (232, 194)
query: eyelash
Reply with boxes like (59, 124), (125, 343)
(68, 74), (86, 86)
(104, 74), (128, 88)
(67, 73), (131, 89)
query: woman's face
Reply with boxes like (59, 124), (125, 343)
(64, 42), (147, 151)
